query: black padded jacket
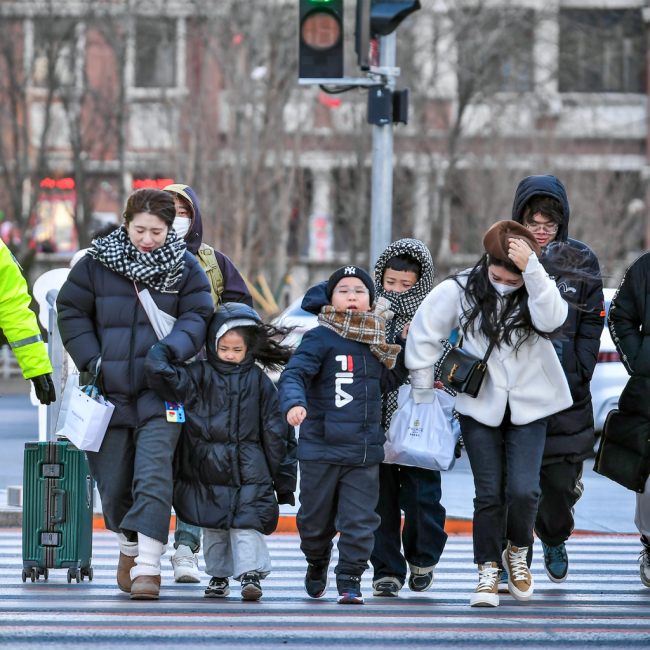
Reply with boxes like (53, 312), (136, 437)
(512, 175), (605, 464)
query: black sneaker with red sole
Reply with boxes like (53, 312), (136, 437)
(304, 561), (330, 598)
(337, 574), (364, 604)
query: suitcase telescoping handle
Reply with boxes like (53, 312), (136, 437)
(50, 488), (67, 524)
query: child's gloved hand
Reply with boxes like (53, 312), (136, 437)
(277, 492), (295, 506)
(287, 406), (306, 426)
(147, 342), (173, 363)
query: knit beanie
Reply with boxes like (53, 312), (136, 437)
(483, 220), (541, 262)
(326, 265), (376, 304)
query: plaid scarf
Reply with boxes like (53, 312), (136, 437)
(374, 238), (435, 425)
(88, 225), (186, 293)
(318, 297), (402, 369)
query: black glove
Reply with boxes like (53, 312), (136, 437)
(32, 373), (56, 406)
(146, 342), (173, 363)
(276, 492), (295, 507)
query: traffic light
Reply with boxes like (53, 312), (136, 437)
(299, 0), (344, 79)
(370, 0), (421, 37)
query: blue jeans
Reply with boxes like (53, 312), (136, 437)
(371, 463), (448, 584)
(174, 518), (202, 553)
(459, 410), (547, 565)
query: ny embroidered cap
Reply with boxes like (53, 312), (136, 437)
(483, 220), (541, 263)
(326, 265), (376, 304)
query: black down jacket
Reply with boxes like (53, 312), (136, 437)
(596, 252), (650, 493)
(57, 252), (214, 427)
(145, 302), (298, 534)
(512, 175), (604, 464)
(277, 282), (408, 467)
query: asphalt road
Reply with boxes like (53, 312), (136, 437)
(0, 396), (38, 490)
(0, 531), (648, 648)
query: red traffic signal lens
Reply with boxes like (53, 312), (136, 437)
(302, 12), (340, 50)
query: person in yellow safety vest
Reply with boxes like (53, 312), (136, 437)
(0, 240), (56, 405)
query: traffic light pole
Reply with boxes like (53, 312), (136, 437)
(370, 32), (397, 268)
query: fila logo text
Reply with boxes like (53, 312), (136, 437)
(335, 354), (354, 408)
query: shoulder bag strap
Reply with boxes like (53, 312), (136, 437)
(481, 340), (496, 366)
(134, 280), (162, 340)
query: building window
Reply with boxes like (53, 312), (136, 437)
(456, 9), (535, 98)
(134, 19), (176, 88)
(559, 10), (645, 93)
(32, 19), (77, 87)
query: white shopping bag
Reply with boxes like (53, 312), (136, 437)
(58, 385), (115, 452)
(55, 372), (80, 435)
(384, 384), (461, 471)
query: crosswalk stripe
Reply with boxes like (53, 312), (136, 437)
(0, 531), (648, 646)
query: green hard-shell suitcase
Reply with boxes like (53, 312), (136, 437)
(22, 440), (94, 583)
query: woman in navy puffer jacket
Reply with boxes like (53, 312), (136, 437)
(57, 188), (213, 600)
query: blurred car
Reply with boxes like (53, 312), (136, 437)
(267, 297), (317, 383)
(591, 288), (629, 432)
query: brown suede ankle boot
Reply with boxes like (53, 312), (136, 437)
(117, 553), (137, 593)
(130, 575), (161, 600)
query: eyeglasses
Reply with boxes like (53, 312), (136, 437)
(333, 287), (369, 296)
(525, 222), (559, 234)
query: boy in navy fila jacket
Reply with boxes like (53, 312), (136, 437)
(278, 266), (408, 604)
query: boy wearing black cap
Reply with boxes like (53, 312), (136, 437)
(278, 266), (408, 604)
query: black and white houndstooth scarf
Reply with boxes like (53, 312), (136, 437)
(374, 238), (435, 427)
(88, 225), (186, 293)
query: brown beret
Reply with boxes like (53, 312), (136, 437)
(483, 220), (542, 263)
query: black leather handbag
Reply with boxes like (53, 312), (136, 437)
(439, 340), (496, 398)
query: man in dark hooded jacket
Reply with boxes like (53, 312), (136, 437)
(164, 183), (253, 309)
(511, 175), (604, 583)
(164, 183), (253, 582)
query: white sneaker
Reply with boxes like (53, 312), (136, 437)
(502, 543), (534, 602)
(470, 562), (499, 607)
(171, 544), (201, 583)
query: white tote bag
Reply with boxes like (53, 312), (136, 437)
(58, 385), (115, 452)
(384, 385), (461, 471)
(55, 372), (80, 435)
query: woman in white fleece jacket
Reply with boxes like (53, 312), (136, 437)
(406, 221), (572, 609)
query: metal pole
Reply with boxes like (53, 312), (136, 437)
(370, 32), (397, 270)
(46, 289), (63, 442)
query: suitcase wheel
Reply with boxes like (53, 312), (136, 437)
(67, 569), (72, 583)
(67, 569), (81, 584)
(21, 569), (27, 583)
(43, 568), (49, 581)
(80, 567), (93, 581)
(30, 568), (37, 582)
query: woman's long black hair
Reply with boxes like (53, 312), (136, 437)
(456, 243), (601, 351)
(230, 322), (294, 372)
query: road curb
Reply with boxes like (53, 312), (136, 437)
(1, 510), (637, 536)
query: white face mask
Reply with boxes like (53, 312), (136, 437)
(173, 217), (191, 240)
(489, 278), (522, 296)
